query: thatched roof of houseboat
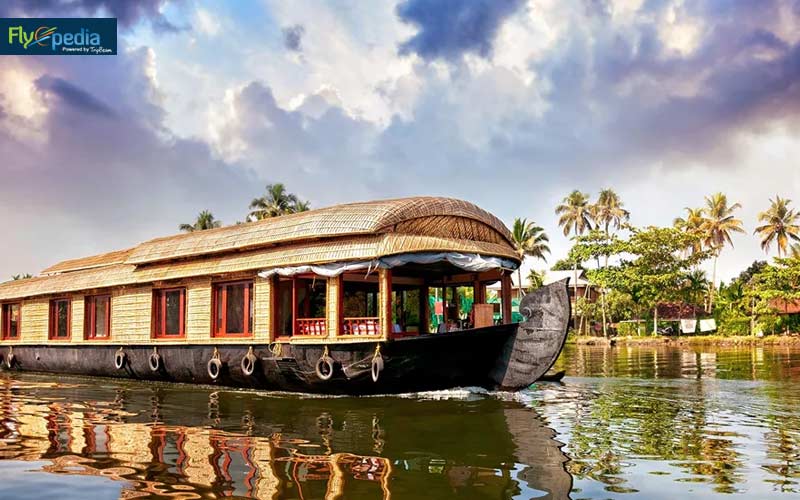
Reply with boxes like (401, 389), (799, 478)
(0, 197), (517, 301)
(41, 248), (135, 275)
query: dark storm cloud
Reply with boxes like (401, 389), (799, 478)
(0, 44), (255, 276)
(282, 24), (305, 52)
(503, 0), (800, 172)
(35, 75), (117, 118)
(396, 0), (524, 61)
(0, 0), (182, 32)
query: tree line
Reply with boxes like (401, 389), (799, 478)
(178, 183), (310, 232)
(513, 189), (800, 337)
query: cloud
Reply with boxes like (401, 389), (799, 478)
(34, 75), (117, 118)
(0, 0), (183, 32)
(211, 81), (379, 204)
(194, 7), (220, 36)
(396, 0), (525, 61)
(0, 44), (256, 278)
(2, 0), (800, 284)
(282, 24), (305, 52)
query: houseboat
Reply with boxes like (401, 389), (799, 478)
(0, 197), (569, 394)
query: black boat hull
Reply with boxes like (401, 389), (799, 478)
(0, 280), (570, 395)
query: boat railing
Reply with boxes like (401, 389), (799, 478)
(341, 317), (380, 336)
(295, 318), (327, 336)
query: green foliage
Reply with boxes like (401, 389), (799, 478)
(734, 260), (768, 285)
(551, 258), (584, 271)
(248, 183), (310, 220)
(616, 321), (645, 336)
(754, 195), (800, 257)
(576, 225), (711, 318)
(526, 269), (544, 291)
(716, 308), (750, 336)
(179, 210), (222, 232)
(604, 290), (637, 322)
(555, 190), (593, 237)
(748, 257), (800, 302)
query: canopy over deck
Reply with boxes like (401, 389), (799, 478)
(0, 197), (519, 301)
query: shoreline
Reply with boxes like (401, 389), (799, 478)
(569, 334), (800, 347)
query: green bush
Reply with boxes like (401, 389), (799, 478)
(717, 309), (751, 336)
(617, 321), (646, 336)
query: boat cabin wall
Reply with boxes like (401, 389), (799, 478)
(3, 276), (272, 345)
(1, 263), (512, 346)
(1, 274), (354, 345)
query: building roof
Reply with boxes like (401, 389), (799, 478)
(40, 248), (135, 275)
(0, 197), (518, 301)
(485, 263), (592, 290)
(542, 270), (591, 287)
(769, 299), (800, 314)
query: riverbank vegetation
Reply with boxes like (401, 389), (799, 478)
(540, 190), (800, 338)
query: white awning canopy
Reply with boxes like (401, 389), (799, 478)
(257, 252), (518, 278)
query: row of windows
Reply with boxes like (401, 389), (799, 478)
(0, 281), (256, 341)
(3, 294), (113, 341)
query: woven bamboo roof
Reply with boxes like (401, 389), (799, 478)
(40, 248), (135, 275)
(0, 197), (517, 301)
(126, 197), (513, 265)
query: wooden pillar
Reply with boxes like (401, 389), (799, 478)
(326, 275), (342, 338)
(420, 285), (429, 334)
(291, 277), (298, 336)
(501, 273), (513, 324)
(269, 275), (279, 341)
(379, 268), (393, 339)
(473, 276), (484, 304)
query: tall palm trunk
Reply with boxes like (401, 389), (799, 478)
(517, 267), (523, 300)
(600, 289), (608, 338)
(708, 254), (718, 313)
(573, 260), (579, 333)
(601, 228), (610, 338)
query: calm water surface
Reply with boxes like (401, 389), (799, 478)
(1, 344), (800, 499)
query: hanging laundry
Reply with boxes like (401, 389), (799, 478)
(699, 318), (717, 332)
(680, 319), (697, 334)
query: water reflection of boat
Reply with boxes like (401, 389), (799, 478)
(0, 376), (573, 499)
(0, 198), (570, 395)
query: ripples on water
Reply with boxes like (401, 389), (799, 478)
(0, 344), (799, 499)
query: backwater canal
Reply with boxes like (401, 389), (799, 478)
(1, 343), (799, 499)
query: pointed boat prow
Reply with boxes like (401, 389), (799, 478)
(490, 278), (571, 389)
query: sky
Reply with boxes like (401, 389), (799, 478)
(1, 0), (799, 284)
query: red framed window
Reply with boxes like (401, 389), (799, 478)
(1, 303), (20, 340)
(152, 288), (186, 338)
(212, 281), (253, 337)
(48, 299), (71, 340)
(85, 295), (111, 340)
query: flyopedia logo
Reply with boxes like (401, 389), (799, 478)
(1, 18), (116, 55)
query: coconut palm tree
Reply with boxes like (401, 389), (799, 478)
(510, 218), (550, 299)
(754, 195), (800, 258)
(293, 200), (311, 212)
(590, 189), (629, 338)
(179, 210), (222, 233)
(527, 269), (544, 292)
(555, 190), (593, 325)
(683, 269), (709, 309)
(673, 207), (706, 256)
(592, 189), (629, 237)
(702, 193), (745, 312)
(248, 183), (310, 220)
(790, 243), (800, 259)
